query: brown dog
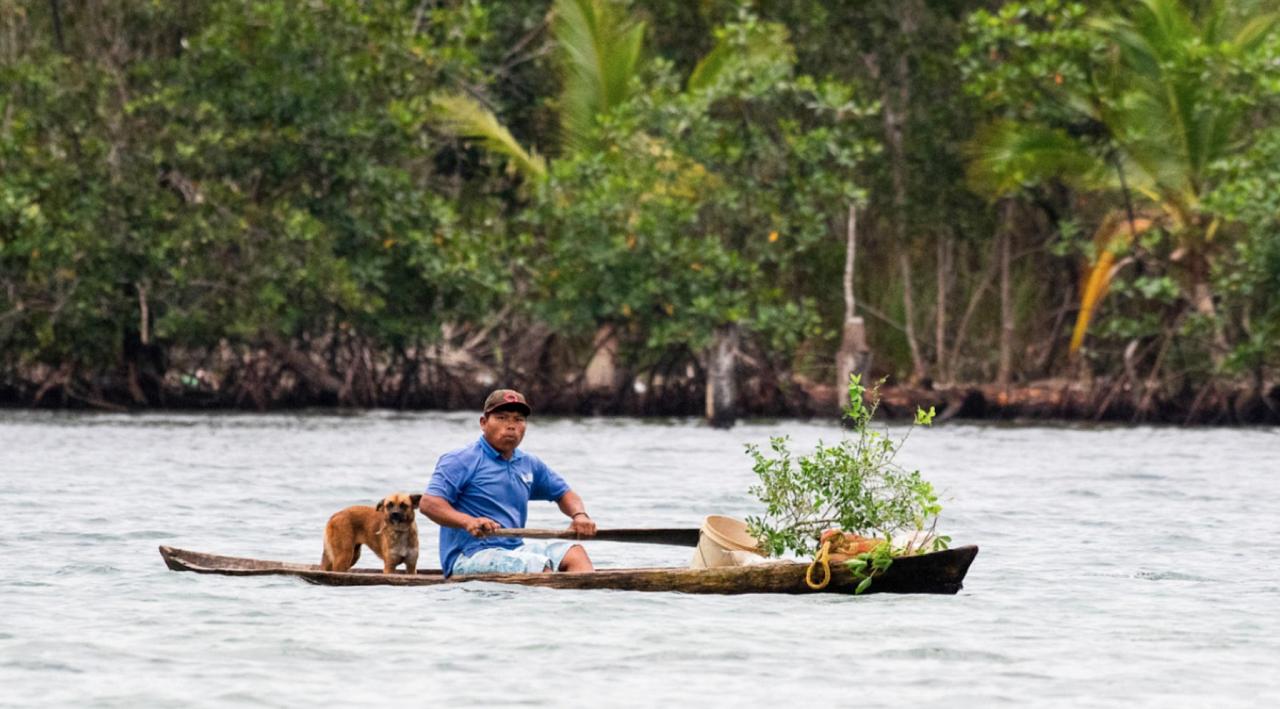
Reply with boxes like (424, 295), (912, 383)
(321, 493), (422, 574)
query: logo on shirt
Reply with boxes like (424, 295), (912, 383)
(520, 471), (533, 485)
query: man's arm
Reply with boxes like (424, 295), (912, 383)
(420, 494), (499, 537)
(556, 490), (597, 537)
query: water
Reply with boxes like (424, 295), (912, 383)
(1, 411), (1278, 708)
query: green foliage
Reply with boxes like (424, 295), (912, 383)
(745, 375), (944, 559)
(144, 0), (506, 341)
(844, 541), (896, 595)
(962, 0), (1280, 365)
(3, 0), (1280, 411)
(0, 0), (506, 376)
(963, 0), (1280, 212)
(959, 0), (1101, 128)
(530, 9), (874, 366)
(1204, 127), (1280, 373)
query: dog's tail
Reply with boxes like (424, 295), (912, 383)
(321, 519), (338, 570)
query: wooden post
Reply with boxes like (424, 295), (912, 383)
(705, 324), (739, 428)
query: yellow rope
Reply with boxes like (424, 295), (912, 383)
(805, 539), (833, 590)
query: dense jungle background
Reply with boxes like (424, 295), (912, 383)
(2, 0), (1279, 423)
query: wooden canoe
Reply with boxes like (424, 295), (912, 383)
(159, 544), (977, 595)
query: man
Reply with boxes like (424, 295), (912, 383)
(420, 389), (597, 577)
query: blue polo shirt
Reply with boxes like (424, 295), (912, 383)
(427, 436), (571, 576)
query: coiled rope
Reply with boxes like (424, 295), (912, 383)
(804, 538), (833, 590)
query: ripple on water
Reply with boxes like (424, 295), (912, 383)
(55, 563), (121, 575)
(1116, 472), (1168, 481)
(874, 646), (1014, 663)
(120, 529), (175, 540)
(1132, 569), (1217, 582)
(453, 585), (528, 599)
(2, 659), (85, 674)
(36, 532), (126, 543)
(1, 580), (54, 589)
(626, 648), (755, 663)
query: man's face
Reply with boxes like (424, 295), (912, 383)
(480, 408), (527, 456)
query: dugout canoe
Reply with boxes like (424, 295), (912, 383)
(158, 544), (977, 595)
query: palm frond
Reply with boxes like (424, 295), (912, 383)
(687, 40), (731, 94)
(1232, 11), (1280, 51)
(965, 121), (1104, 199)
(430, 92), (547, 182)
(1069, 214), (1157, 355)
(552, 0), (646, 153)
(686, 19), (794, 96)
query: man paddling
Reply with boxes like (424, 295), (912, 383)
(420, 389), (597, 577)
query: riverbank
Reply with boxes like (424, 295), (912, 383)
(873, 380), (1280, 425)
(3, 359), (1276, 424)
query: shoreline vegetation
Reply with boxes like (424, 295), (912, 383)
(4, 2), (1279, 427)
(3, 342), (1275, 424)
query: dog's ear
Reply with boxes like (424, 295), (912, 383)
(410, 494), (422, 508)
(376, 499), (386, 511)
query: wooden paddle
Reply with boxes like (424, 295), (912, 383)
(489, 527), (701, 547)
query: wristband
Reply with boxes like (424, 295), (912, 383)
(571, 512), (590, 519)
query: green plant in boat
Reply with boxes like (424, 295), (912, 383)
(745, 375), (948, 593)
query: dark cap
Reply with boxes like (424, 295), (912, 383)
(483, 389), (531, 416)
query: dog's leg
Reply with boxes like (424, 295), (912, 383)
(350, 544), (362, 567)
(374, 539), (395, 574)
(404, 554), (417, 575)
(328, 550), (355, 571)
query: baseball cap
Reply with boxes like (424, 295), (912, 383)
(483, 389), (532, 416)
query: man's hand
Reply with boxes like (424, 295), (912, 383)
(568, 513), (597, 538)
(465, 516), (500, 537)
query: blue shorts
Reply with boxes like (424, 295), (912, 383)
(451, 541), (576, 576)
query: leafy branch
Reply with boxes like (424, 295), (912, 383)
(745, 375), (947, 570)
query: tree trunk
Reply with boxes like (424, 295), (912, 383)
(1187, 254), (1229, 371)
(705, 324), (739, 428)
(583, 325), (621, 393)
(837, 205), (870, 409)
(899, 252), (927, 383)
(935, 235), (951, 384)
(134, 282), (149, 345)
(126, 361), (147, 405)
(998, 201), (1014, 391)
(265, 334), (343, 403)
(48, 0), (66, 53)
(862, 13), (926, 384)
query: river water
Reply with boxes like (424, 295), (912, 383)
(1, 411), (1277, 707)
